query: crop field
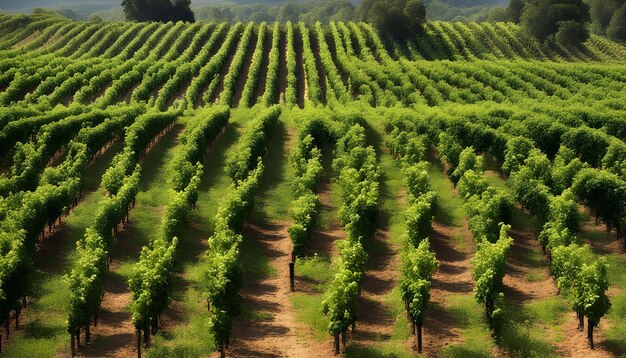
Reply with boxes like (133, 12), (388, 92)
(0, 12), (625, 358)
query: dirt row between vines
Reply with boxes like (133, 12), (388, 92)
(293, 26), (306, 108)
(421, 153), (480, 357)
(232, 29), (259, 107)
(227, 120), (329, 357)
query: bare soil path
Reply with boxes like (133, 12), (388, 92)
(349, 211), (401, 347)
(308, 137), (341, 259)
(420, 151), (491, 357)
(228, 117), (325, 357)
(423, 221), (476, 355)
(229, 221), (324, 357)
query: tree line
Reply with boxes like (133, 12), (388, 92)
(122, 0), (194, 22)
(504, 0), (626, 44)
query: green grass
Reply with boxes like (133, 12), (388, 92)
(425, 151), (465, 227)
(451, 233), (467, 251)
(374, 132), (407, 248)
(344, 343), (416, 358)
(296, 254), (333, 292)
(442, 295), (494, 358)
(241, 303), (274, 322)
(287, 133), (339, 344)
(525, 296), (570, 327)
(605, 293), (626, 352)
(498, 301), (561, 357)
(291, 293), (330, 342)
(2, 142), (123, 358)
(384, 287), (412, 342)
(524, 269), (547, 283)
(248, 110), (295, 223)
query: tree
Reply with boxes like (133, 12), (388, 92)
(607, 3), (626, 40)
(401, 239), (438, 353)
(122, 0), (196, 22)
(173, 0), (195, 22)
(507, 0), (525, 23)
(502, 136), (534, 176)
(487, 7), (509, 22)
(589, 0), (622, 34)
(471, 224), (512, 335)
(574, 259), (611, 349)
(361, 0), (426, 39)
(450, 147), (484, 186)
(277, 2), (301, 23)
(520, 0), (591, 45)
(572, 168), (626, 241)
(556, 20), (589, 47)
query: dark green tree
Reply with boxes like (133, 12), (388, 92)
(520, 0), (591, 45)
(487, 7), (509, 22)
(506, 0), (525, 23)
(122, 0), (195, 22)
(173, 0), (195, 22)
(277, 2), (301, 23)
(589, 0), (622, 34)
(361, 0), (426, 39)
(556, 20), (589, 46)
(607, 3), (626, 40)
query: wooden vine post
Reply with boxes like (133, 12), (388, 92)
(417, 321), (423, 353)
(289, 262), (295, 292)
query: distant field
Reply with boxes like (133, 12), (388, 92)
(0, 13), (625, 358)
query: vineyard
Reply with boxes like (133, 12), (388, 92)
(0, 12), (625, 358)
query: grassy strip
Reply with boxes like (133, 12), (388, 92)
(428, 151), (495, 357)
(288, 112), (336, 342)
(441, 295), (495, 357)
(425, 151), (465, 227)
